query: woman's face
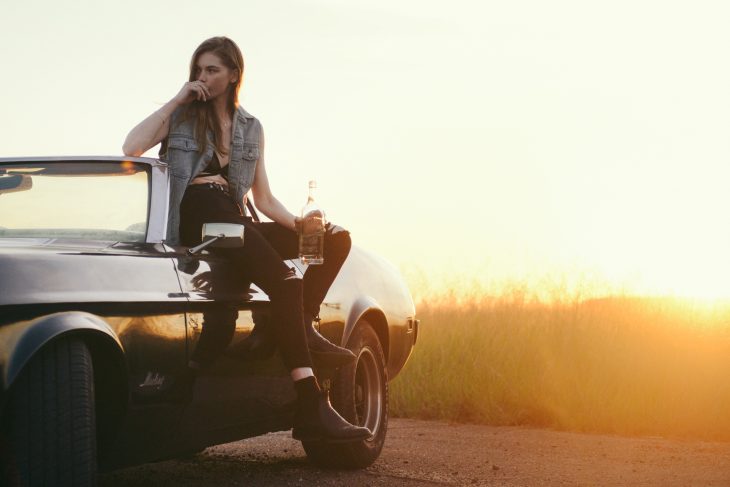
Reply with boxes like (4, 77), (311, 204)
(193, 52), (238, 102)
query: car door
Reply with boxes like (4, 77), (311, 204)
(171, 244), (299, 446)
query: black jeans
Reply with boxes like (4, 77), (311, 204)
(179, 183), (352, 370)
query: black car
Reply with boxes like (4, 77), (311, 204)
(0, 157), (418, 486)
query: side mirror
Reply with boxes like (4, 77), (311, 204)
(187, 223), (245, 255)
(0, 174), (32, 195)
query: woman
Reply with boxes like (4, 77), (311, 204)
(123, 36), (369, 442)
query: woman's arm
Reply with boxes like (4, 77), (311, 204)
(250, 129), (299, 232)
(122, 81), (211, 157)
(122, 99), (180, 157)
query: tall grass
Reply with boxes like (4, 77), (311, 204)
(390, 291), (730, 441)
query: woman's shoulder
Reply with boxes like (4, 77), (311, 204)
(236, 105), (259, 123)
(236, 106), (263, 140)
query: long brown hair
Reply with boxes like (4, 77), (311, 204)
(182, 36), (244, 156)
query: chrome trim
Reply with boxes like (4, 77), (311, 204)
(148, 162), (169, 243)
(187, 223), (245, 254)
(0, 156), (166, 167)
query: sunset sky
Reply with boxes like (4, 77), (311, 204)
(2, 0), (729, 298)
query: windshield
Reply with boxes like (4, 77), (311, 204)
(0, 161), (150, 242)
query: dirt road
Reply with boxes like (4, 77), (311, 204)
(98, 418), (730, 486)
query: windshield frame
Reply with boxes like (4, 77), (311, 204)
(0, 157), (168, 244)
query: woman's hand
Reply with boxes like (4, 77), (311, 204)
(174, 81), (212, 105)
(294, 216), (305, 234)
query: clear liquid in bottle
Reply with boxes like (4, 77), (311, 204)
(298, 180), (325, 265)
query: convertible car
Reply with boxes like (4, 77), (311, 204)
(0, 157), (418, 486)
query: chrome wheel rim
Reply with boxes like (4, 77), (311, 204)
(354, 346), (383, 437)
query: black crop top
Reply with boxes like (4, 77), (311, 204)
(196, 152), (229, 180)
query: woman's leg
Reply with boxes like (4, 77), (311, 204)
(215, 222), (313, 370)
(219, 233), (367, 440)
(251, 221), (354, 365)
(216, 237), (369, 441)
(179, 186), (370, 441)
(255, 222), (352, 320)
(180, 185), (310, 369)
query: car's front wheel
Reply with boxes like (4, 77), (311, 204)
(303, 320), (388, 468)
(1, 337), (97, 487)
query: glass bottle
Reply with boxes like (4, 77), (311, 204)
(298, 180), (326, 265)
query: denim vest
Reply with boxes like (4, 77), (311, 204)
(160, 105), (262, 245)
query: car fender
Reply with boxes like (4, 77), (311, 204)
(1, 311), (125, 391)
(343, 296), (389, 358)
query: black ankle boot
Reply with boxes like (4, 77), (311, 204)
(292, 377), (371, 443)
(228, 313), (356, 367)
(305, 313), (357, 368)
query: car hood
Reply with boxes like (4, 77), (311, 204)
(0, 237), (113, 250)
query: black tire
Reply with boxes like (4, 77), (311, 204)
(303, 320), (388, 469)
(1, 338), (97, 487)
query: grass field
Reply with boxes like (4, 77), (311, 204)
(389, 290), (730, 441)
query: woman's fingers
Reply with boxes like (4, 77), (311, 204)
(194, 83), (207, 101)
(176, 81), (211, 104)
(194, 81), (211, 101)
